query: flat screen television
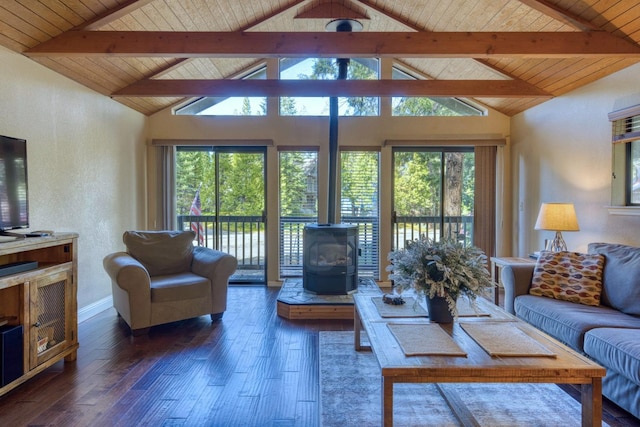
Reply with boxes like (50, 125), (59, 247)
(0, 135), (29, 233)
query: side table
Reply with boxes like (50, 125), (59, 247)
(490, 257), (537, 305)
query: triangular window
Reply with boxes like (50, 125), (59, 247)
(391, 67), (484, 117)
(175, 67), (267, 116)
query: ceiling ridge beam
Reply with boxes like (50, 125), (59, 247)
(112, 79), (552, 98)
(26, 31), (640, 58)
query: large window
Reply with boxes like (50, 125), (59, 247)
(279, 58), (379, 116)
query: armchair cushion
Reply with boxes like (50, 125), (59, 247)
(529, 251), (604, 306)
(150, 272), (210, 303)
(123, 230), (195, 276)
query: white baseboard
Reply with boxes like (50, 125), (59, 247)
(78, 296), (113, 324)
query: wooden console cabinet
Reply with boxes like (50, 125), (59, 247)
(0, 233), (78, 397)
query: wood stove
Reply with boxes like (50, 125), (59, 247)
(303, 224), (358, 294)
(302, 19), (362, 295)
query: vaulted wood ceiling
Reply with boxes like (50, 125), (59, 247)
(1, 0), (639, 117)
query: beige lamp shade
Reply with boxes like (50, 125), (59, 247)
(534, 203), (580, 232)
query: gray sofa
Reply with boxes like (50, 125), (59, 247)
(502, 242), (640, 419)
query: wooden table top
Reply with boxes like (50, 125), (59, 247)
(354, 295), (606, 383)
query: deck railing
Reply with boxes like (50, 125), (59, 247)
(178, 214), (473, 280)
(393, 215), (474, 250)
(178, 215), (265, 272)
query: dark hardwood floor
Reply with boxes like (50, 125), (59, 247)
(0, 285), (637, 426)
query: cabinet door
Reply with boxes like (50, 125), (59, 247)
(29, 268), (74, 369)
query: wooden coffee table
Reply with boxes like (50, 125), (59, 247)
(353, 294), (606, 427)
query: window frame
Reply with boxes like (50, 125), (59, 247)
(609, 105), (640, 208)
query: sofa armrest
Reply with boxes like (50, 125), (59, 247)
(501, 264), (535, 315)
(191, 246), (238, 314)
(103, 252), (152, 325)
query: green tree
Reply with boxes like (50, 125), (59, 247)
(394, 151), (441, 217)
(309, 58), (378, 116)
(176, 151), (209, 214)
(340, 152), (378, 216)
(280, 96), (298, 115)
(241, 97), (251, 115)
(280, 152), (316, 216)
(218, 153), (264, 216)
(393, 97), (458, 116)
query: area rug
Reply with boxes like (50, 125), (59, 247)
(320, 331), (608, 427)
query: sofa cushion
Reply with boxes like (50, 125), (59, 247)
(150, 272), (210, 303)
(588, 242), (640, 315)
(124, 230), (195, 276)
(515, 295), (640, 351)
(529, 251), (604, 306)
(584, 328), (640, 386)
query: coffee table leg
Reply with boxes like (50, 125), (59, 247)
(354, 304), (362, 350)
(581, 377), (603, 427)
(382, 376), (393, 427)
(354, 304), (370, 351)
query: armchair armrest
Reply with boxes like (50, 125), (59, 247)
(103, 252), (152, 327)
(191, 246), (238, 314)
(501, 264), (535, 315)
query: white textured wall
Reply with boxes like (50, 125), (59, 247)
(510, 62), (640, 256)
(0, 46), (147, 309)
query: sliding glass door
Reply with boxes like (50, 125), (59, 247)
(392, 148), (475, 250)
(176, 146), (266, 284)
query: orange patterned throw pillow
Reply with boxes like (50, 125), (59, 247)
(529, 251), (605, 306)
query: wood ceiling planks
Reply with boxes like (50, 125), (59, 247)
(1, 0), (639, 117)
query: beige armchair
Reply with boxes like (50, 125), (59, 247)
(103, 230), (237, 335)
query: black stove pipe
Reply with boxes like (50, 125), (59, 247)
(327, 22), (352, 224)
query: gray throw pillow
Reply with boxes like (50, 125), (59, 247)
(123, 230), (195, 277)
(588, 242), (640, 315)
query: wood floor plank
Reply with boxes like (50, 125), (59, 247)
(0, 286), (636, 426)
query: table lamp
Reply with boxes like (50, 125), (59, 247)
(534, 203), (580, 252)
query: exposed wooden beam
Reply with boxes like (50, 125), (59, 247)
(26, 31), (640, 58)
(516, 0), (600, 32)
(112, 79), (552, 98)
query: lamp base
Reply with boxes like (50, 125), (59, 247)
(545, 231), (568, 252)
